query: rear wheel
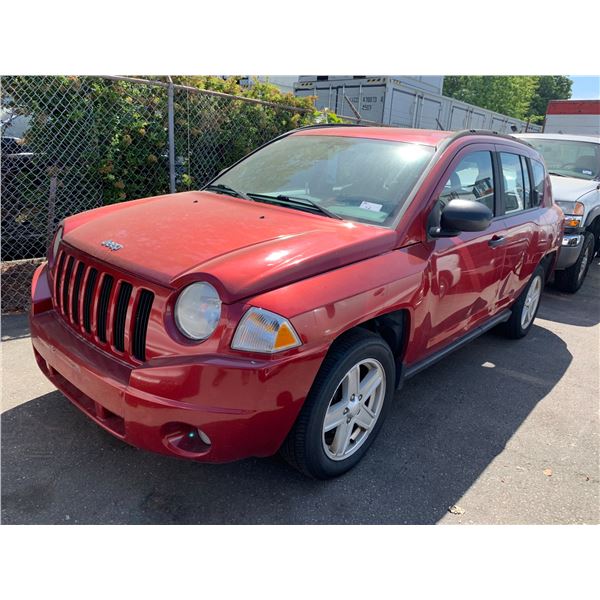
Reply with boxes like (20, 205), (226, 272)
(503, 265), (545, 339)
(281, 329), (395, 479)
(554, 231), (594, 293)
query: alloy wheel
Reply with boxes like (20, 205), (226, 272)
(322, 359), (386, 461)
(521, 275), (542, 330)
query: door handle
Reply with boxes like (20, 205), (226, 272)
(488, 235), (505, 248)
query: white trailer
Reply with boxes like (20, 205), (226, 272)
(294, 76), (541, 133)
(543, 100), (600, 136)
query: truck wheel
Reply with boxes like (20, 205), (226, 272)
(504, 265), (545, 339)
(554, 232), (594, 294)
(280, 329), (395, 479)
(588, 218), (600, 256)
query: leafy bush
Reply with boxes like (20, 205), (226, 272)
(2, 77), (330, 207)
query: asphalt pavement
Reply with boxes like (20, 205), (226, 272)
(2, 261), (599, 524)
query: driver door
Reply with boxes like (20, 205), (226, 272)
(424, 144), (507, 355)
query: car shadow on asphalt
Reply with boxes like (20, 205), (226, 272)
(1, 322), (572, 525)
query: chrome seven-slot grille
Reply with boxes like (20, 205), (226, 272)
(53, 246), (154, 362)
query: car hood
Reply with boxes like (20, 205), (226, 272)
(550, 175), (600, 203)
(64, 191), (398, 302)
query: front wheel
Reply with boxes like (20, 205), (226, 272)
(554, 231), (594, 293)
(280, 329), (395, 479)
(503, 265), (545, 339)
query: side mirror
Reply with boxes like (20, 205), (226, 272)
(430, 199), (493, 238)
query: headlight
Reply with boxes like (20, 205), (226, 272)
(174, 282), (221, 340)
(555, 200), (574, 214)
(564, 215), (583, 227)
(231, 307), (301, 354)
(556, 200), (584, 226)
(49, 224), (63, 264)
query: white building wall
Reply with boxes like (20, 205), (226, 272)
(544, 114), (600, 135)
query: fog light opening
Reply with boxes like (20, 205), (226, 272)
(163, 423), (212, 456)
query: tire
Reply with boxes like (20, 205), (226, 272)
(503, 265), (545, 339)
(280, 329), (395, 479)
(588, 218), (600, 257)
(554, 231), (594, 294)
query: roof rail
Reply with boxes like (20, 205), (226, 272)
(292, 123), (368, 131)
(441, 128), (535, 149)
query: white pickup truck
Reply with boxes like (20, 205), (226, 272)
(517, 133), (600, 293)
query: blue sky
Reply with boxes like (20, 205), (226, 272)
(569, 76), (600, 99)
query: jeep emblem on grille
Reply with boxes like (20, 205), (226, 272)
(101, 240), (123, 251)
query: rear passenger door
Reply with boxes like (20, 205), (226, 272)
(495, 145), (546, 309)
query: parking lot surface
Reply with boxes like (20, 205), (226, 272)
(2, 262), (599, 524)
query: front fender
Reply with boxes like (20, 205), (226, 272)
(583, 189), (600, 227)
(248, 243), (431, 361)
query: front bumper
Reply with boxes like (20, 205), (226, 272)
(556, 234), (584, 270)
(30, 263), (324, 462)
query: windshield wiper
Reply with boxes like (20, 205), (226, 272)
(204, 183), (253, 201)
(247, 193), (342, 220)
(548, 171), (568, 178)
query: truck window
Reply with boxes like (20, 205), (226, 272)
(526, 139), (600, 181)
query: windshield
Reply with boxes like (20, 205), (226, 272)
(526, 138), (600, 180)
(209, 134), (435, 226)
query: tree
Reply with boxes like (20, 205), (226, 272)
(443, 76), (539, 120)
(529, 76), (572, 119)
(443, 75), (573, 123)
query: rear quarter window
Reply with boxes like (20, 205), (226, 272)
(530, 159), (546, 207)
(499, 153), (527, 214)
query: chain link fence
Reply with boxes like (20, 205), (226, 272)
(2, 75), (363, 311)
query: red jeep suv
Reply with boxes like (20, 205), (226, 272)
(30, 126), (562, 478)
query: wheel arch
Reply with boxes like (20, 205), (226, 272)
(585, 213), (600, 246)
(540, 250), (557, 282)
(329, 308), (411, 389)
(584, 205), (600, 230)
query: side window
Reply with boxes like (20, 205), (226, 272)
(520, 156), (533, 208)
(530, 160), (545, 207)
(439, 151), (495, 215)
(500, 152), (527, 214)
